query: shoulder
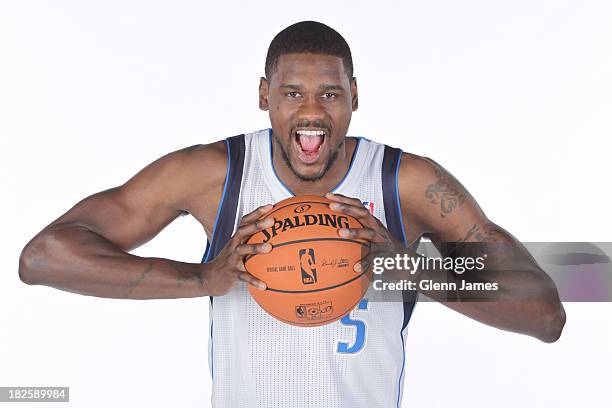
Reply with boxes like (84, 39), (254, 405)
(121, 139), (229, 211)
(173, 140), (228, 175)
(396, 152), (442, 225)
(397, 152), (449, 198)
(148, 140), (228, 186)
(396, 152), (486, 239)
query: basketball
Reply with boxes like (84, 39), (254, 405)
(244, 195), (371, 327)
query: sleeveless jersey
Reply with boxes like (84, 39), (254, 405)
(202, 128), (417, 408)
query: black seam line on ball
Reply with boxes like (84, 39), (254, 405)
(267, 200), (331, 215)
(263, 200), (367, 229)
(264, 271), (369, 294)
(273, 313), (347, 326)
(274, 315), (338, 326)
(243, 237), (370, 263)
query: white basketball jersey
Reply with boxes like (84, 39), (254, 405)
(202, 129), (417, 408)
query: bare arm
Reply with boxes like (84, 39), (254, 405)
(399, 154), (566, 342)
(325, 153), (565, 343)
(19, 142), (270, 299)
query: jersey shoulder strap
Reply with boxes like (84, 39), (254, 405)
(380, 143), (417, 328)
(202, 134), (246, 263)
(381, 144), (407, 245)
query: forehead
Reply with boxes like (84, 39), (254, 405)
(270, 53), (348, 85)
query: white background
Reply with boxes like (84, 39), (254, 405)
(1, 1), (610, 407)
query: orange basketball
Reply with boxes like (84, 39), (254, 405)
(244, 195), (371, 327)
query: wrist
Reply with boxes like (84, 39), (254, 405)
(191, 262), (210, 295)
(153, 257), (210, 297)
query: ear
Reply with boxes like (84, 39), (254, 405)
(259, 77), (269, 111)
(350, 77), (358, 111)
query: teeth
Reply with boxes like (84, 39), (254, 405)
(296, 130), (325, 136)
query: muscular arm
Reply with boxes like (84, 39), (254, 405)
(399, 153), (566, 342)
(18, 142), (228, 299)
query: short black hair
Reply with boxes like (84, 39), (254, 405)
(265, 21), (354, 79)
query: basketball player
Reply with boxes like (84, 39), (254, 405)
(19, 21), (565, 407)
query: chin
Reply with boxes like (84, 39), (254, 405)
(275, 133), (335, 183)
(294, 145), (339, 182)
(292, 165), (327, 182)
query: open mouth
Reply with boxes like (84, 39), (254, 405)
(293, 128), (327, 164)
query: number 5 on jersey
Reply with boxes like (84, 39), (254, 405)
(337, 298), (368, 354)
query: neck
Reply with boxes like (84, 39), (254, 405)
(272, 137), (357, 196)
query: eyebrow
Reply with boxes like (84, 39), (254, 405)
(278, 83), (346, 91)
(279, 84), (301, 90)
(321, 84), (345, 91)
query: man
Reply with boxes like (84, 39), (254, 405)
(19, 21), (565, 407)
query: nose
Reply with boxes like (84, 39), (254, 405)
(296, 95), (325, 125)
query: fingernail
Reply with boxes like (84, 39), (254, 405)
(257, 282), (267, 290)
(325, 192), (333, 197)
(261, 243), (271, 252)
(339, 228), (350, 238)
(330, 203), (341, 210)
(354, 263), (362, 272)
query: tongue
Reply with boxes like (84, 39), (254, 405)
(299, 134), (324, 152)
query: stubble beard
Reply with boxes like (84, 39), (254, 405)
(274, 136), (339, 183)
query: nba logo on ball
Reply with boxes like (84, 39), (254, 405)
(299, 248), (318, 284)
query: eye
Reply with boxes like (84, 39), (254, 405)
(323, 92), (337, 99)
(287, 91), (301, 98)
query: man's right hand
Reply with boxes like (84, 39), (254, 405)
(203, 204), (274, 295)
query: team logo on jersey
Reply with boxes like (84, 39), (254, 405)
(362, 200), (375, 215)
(299, 248), (318, 284)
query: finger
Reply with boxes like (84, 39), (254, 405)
(234, 217), (275, 242)
(328, 201), (371, 220)
(239, 204), (274, 226)
(325, 192), (363, 207)
(354, 251), (376, 273)
(353, 239), (390, 272)
(235, 242), (272, 256)
(238, 272), (267, 290)
(338, 227), (379, 242)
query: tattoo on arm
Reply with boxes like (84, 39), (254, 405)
(124, 260), (206, 297)
(171, 261), (205, 290)
(457, 223), (514, 268)
(425, 168), (466, 218)
(126, 262), (153, 296)
(460, 223), (501, 243)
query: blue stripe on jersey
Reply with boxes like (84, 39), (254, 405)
(203, 134), (246, 262)
(382, 145), (417, 408)
(394, 149), (408, 246)
(382, 145), (406, 246)
(202, 240), (211, 264)
(397, 329), (406, 408)
(201, 134), (246, 380)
